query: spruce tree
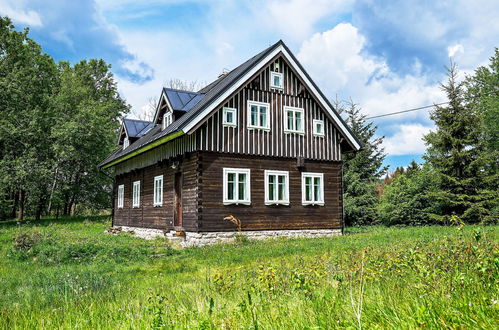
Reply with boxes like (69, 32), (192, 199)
(465, 49), (499, 223)
(423, 62), (484, 223)
(337, 100), (388, 226)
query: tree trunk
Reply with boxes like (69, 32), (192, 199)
(11, 190), (19, 219)
(17, 190), (25, 220)
(47, 166), (59, 215)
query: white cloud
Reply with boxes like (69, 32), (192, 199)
(263, 0), (353, 42)
(383, 124), (433, 155)
(297, 23), (446, 121)
(0, 0), (42, 26)
(448, 44), (464, 57)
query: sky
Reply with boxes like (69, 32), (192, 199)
(1, 0), (498, 171)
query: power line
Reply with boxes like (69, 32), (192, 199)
(366, 102), (449, 119)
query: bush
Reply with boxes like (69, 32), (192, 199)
(378, 166), (440, 226)
(12, 229), (44, 250)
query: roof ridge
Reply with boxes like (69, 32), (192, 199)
(123, 118), (153, 124)
(162, 87), (201, 94)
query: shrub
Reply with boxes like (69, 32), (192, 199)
(378, 166), (440, 225)
(12, 229), (44, 250)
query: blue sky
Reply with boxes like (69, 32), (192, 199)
(1, 0), (498, 171)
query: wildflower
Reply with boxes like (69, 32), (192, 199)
(492, 299), (498, 305)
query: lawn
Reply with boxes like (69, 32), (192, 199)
(0, 216), (497, 329)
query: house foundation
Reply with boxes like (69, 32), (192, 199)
(113, 226), (342, 247)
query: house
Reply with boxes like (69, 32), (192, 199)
(99, 40), (361, 246)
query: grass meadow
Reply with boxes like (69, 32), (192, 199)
(0, 216), (497, 329)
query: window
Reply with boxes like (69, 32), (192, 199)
(313, 119), (325, 137)
(270, 71), (283, 89)
(123, 137), (129, 150)
(223, 168), (251, 205)
(117, 184), (124, 209)
(162, 112), (172, 130)
(132, 181), (140, 208)
(264, 170), (289, 205)
(302, 173), (324, 205)
(223, 107), (237, 127)
(284, 106), (304, 134)
(153, 175), (163, 207)
(247, 101), (270, 130)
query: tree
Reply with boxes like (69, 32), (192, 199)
(336, 99), (388, 226)
(465, 49), (499, 224)
(0, 17), (129, 220)
(423, 62), (486, 223)
(378, 164), (439, 226)
(0, 17), (58, 220)
(50, 59), (129, 215)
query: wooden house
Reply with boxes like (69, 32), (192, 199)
(99, 40), (361, 246)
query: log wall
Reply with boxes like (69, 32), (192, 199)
(113, 153), (199, 231)
(197, 152), (343, 232)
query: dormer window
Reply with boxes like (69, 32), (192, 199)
(123, 137), (129, 150)
(270, 71), (283, 89)
(162, 112), (172, 130)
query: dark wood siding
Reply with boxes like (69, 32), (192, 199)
(196, 55), (342, 161)
(114, 153), (199, 231)
(198, 152), (343, 232)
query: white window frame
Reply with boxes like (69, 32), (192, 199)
(222, 107), (237, 127)
(132, 181), (140, 208)
(162, 112), (172, 130)
(270, 71), (284, 89)
(223, 168), (251, 205)
(284, 106), (305, 134)
(153, 175), (163, 207)
(123, 137), (129, 150)
(301, 172), (324, 206)
(264, 170), (289, 205)
(313, 119), (325, 137)
(117, 184), (124, 209)
(247, 100), (270, 130)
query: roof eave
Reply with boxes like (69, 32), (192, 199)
(100, 130), (185, 169)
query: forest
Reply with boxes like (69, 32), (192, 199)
(0, 16), (497, 225)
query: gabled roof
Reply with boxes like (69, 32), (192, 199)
(163, 88), (204, 112)
(100, 40), (361, 168)
(123, 118), (154, 138)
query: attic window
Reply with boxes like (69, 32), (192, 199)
(223, 107), (237, 127)
(162, 112), (172, 130)
(270, 72), (283, 89)
(123, 137), (129, 150)
(313, 120), (325, 137)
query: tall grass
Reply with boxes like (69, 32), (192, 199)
(0, 216), (497, 328)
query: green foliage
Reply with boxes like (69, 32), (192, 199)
(0, 17), (129, 220)
(378, 164), (439, 226)
(0, 218), (497, 328)
(424, 58), (498, 224)
(337, 100), (387, 226)
(464, 48), (499, 224)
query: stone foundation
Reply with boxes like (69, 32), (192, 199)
(112, 226), (342, 247)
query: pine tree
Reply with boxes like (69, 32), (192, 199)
(465, 49), (499, 224)
(423, 62), (485, 223)
(336, 100), (388, 226)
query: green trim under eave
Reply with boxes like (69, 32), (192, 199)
(102, 130), (185, 169)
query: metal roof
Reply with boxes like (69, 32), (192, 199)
(163, 88), (204, 112)
(123, 119), (155, 138)
(100, 40), (361, 168)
